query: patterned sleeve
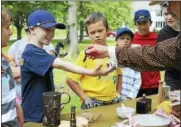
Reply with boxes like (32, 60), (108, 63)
(115, 35), (181, 71)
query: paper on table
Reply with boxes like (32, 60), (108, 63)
(77, 112), (101, 123)
(58, 117), (88, 127)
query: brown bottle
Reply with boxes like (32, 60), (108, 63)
(136, 94), (152, 114)
(70, 106), (76, 127)
(158, 81), (164, 104)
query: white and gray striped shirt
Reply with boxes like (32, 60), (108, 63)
(1, 57), (19, 127)
(120, 67), (141, 100)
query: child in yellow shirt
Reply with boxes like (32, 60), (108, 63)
(66, 12), (122, 109)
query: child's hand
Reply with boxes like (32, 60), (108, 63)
(91, 63), (115, 76)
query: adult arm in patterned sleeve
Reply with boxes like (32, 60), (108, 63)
(86, 1), (181, 71)
(86, 34), (181, 71)
(115, 35), (181, 71)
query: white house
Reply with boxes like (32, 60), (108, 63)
(132, 1), (165, 31)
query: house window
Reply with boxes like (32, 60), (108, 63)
(163, 21), (166, 27)
(156, 21), (162, 27)
(156, 10), (162, 16)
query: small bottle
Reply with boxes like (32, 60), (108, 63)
(163, 83), (170, 100)
(70, 106), (76, 127)
(158, 81), (164, 104)
(136, 94), (152, 114)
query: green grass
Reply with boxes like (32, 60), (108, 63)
(2, 39), (165, 114)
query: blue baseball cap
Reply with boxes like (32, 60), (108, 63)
(27, 10), (66, 30)
(134, 9), (151, 22)
(115, 27), (134, 40)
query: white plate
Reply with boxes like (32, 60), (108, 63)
(132, 114), (170, 127)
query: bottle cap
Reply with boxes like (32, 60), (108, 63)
(71, 106), (76, 112)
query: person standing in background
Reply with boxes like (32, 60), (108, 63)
(115, 27), (141, 100)
(157, 2), (180, 90)
(132, 9), (160, 97)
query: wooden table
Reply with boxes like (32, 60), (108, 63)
(24, 95), (158, 127)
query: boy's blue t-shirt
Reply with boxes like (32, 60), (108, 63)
(21, 44), (56, 123)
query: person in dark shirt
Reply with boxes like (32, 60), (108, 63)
(21, 10), (114, 123)
(157, 3), (180, 90)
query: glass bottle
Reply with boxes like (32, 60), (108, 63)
(158, 81), (164, 104)
(70, 106), (76, 127)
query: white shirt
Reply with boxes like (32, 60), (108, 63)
(108, 44), (141, 67)
(2, 57), (18, 126)
(8, 37), (55, 66)
(121, 67), (141, 100)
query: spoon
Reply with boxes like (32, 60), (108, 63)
(121, 103), (132, 124)
(121, 103), (127, 112)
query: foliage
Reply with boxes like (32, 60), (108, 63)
(76, 1), (134, 42)
(77, 1), (134, 31)
(2, 1), (134, 42)
(97, 1), (134, 30)
(2, 1), (68, 39)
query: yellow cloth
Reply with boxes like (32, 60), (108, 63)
(156, 101), (172, 114)
(67, 51), (122, 101)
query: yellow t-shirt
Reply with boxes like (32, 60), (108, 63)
(67, 51), (122, 101)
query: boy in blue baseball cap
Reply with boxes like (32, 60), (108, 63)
(134, 9), (151, 23)
(115, 27), (141, 100)
(21, 10), (114, 123)
(115, 27), (134, 48)
(134, 9), (152, 36)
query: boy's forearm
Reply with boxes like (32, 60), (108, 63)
(53, 58), (92, 75)
(66, 78), (88, 101)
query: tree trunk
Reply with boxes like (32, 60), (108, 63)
(79, 20), (84, 42)
(14, 15), (24, 40)
(17, 26), (22, 40)
(67, 1), (78, 58)
(78, 2), (84, 42)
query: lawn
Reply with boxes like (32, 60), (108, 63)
(2, 39), (164, 114)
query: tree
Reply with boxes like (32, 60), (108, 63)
(67, 1), (78, 58)
(2, 1), (134, 58)
(67, 1), (134, 57)
(2, 1), (68, 40)
(89, 1), (134, 30)
(76, 1), (134, 42)
(77, 2), (96, 42)
(77, 2), (84, 42)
